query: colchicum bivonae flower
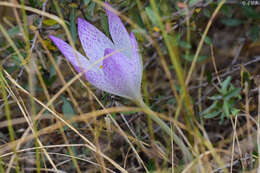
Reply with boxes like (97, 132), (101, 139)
(50, 3), (142, 101)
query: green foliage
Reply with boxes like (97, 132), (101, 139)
(189, 0), (200, 6)
(202, 76), (241, 123)
(174, 33), (192, 49)
(204, 35), (213, 45)
(62, 96), (78, 130)
(69, 7), (77, 43)
(221, 18), (242, 27)
(62, 96), (75, 119)
(183, 54), (208, 62)
(7, 26), (20, 37)
(220, 5), (233, 18)
(39, 64), (56, 87)
(83, 0), (91, 6)
(248, 25), (259, 42)
(242, 5), (260, 19)
(145, 6), (160, 27)
(43, 19), (58, 26)
(87, 1), (96, 20)
(146, 160), (156, 172)
(203, 8), (211, 18)
(101, 13), (110, 36)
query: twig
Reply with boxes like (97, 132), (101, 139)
(230, 38), (245, 67)
(115, 101), (139, 140)
(189, 56), (260, 91)
(212, 155), (253, 173)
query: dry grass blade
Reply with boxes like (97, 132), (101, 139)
(2, 70), (128, 172)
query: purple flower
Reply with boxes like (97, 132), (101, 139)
(50, 3), (142, 101)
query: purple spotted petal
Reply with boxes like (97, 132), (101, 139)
(77, 18), (114, 63)
(104, 3), (132, 58)
(84, 69), (119, 96)
(49, 35), (89, 73)
(103, 48), (141, 100)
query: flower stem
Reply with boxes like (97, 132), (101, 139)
(135, 98), (193, 162)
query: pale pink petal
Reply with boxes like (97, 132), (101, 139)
(102, 48), (141, 100)
(77, 18), (114, 63)
(49, 35), (89, 73)
(105, 3), (132, 58)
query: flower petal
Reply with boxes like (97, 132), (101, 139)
(50, 35), (118, 95)
(130, 32), (143, 88)
(77, 18), (114, 63)
(84, 69), (118, 95)
(49, 35), (89, 73)
(105, 3), (132, 58)
(102, 48), (141, 100)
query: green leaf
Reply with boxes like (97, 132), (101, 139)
(28, 0), (36, 7)
(111, 112), (116, 119)
(206, 70), (212, 83)
(5, 66), (19, 74)
(101, 13), (110, 36)
(219, 112), (225, 124)
(183, 54), (208, 62)
(204, 36), (212, 45)
(44, 76), (56, 87)
(224, 88), (241, 100)
(204, 111), (221, 119)
(242, 6), (260, 19)
(12, 55), (22, 65)
(220, 76), (231, 93)
(202, 100), (218, 115)
(132, 28), (147, 35)
(228, 99), (236, 107)
(147, 160), (156, 172)
(231, 108), (240, 116)
(167, 98), (177, 105)
(43, 19), (58, 26)
(69, 3), (78, 8)
(221, 18), (242, 27)
(83, 0), (91, 6)
(189, 0), (200, 6)
(123, 111), (138, 115)
(130, 7), (145, 28)
(203, 9), (211, 18)
(208, 94), (222, 100)
(132, 29), (146, 41)
(120, 0), (130, 7)
(179, 40), (192, 49)
(70, 8), (77, 43)
(62, 97), (75, 119)
(223, 100), (230, 117)
(171, 34), (179, 46)
(87, 2), (96, 19)
(7, 26), (20, 37)
(221, 5), (232, 18)
(49, 64), (56, 78)
(145, 7), (159, 26)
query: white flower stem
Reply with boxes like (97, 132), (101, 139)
(135, 98), (193, 162)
